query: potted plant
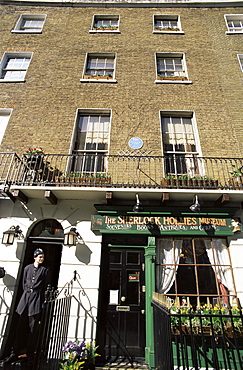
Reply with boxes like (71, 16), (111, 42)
(60, 340), (100, 370)
(229, 164), (243, 187)
(24, 147), (44, 169)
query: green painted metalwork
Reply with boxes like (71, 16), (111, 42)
(144, 237), (156, 369)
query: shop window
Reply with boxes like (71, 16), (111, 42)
(156, 237), (236, 307)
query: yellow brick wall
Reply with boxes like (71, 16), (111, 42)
(0, 4), (243, 157)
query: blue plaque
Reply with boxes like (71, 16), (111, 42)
(128, 137), (143, 150)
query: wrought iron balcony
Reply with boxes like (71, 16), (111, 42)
(0, 152), (243, 190)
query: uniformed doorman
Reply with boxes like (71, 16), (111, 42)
(1, 248), (50, 366)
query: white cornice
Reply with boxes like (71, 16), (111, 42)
(1, 0), (243, 8)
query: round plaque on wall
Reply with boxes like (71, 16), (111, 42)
(128, 137), (143, 150)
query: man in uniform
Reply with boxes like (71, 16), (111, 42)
(2, 248), (50, 366)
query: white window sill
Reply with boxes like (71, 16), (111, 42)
(89, 30), (120, 33)
(153, 30), (184, 34)
(80, 78), (117, 83)
(155, 79), (192, 84)
(11, 30), (43, 34)
(0, 79), (26, 83)
(226, 31), (243, 34)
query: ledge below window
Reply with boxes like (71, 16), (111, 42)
(226, 31), (243, 34)
(155, 79), (192, 84)
(11, 30), (43, 34)
(80, 78), (117, 83)
(0, 79), (26, 83)
(153, 30), (184, 34)
(89, 30), (120, 33)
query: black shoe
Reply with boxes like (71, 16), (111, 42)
(1, 353), (18, 364)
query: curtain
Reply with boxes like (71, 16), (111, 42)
(156, 238), (182, 294)
(206, 239), (235, 304)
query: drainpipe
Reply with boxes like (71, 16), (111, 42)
(144, 236), (156, 369)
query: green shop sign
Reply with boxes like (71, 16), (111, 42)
(91, 214), (239, 236)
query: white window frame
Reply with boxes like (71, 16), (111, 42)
(153, 15), (183, 34)
(159, 110), (203, 177)
(70, 108), (112, 175)
(80, 53), (117, 83)
(155, 53), (191, 84)
(0, 52), (33, 83)
(0, 109), (12, 144)
(237, 54), (243, 71)
(225, 14), (243, 34)
(12, 14), (46, 33)
(90, 15), (120, 33)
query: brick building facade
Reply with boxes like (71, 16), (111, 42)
(0, 0), (243, 368)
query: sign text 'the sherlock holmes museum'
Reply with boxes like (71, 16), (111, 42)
(91, 215), (237, 235)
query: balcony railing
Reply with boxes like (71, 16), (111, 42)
(0, 152), (243, 189)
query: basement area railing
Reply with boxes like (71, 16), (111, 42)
(0, 152), (243, 189)
(152, 295), (243, 370)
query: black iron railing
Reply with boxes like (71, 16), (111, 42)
(1, 152), (243, 189)
(34, 271), (97, 370)
(152, 299), (243, 370)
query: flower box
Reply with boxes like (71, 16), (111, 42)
(161, 177), (218, 189)
(55, 175), (111, 187)
(84, 75), (113, 80)
(157, 76), (188, 81)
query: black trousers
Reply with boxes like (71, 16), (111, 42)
(13, 308), (41, 356)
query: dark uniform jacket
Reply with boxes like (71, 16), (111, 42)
(16, 263), (50, 316)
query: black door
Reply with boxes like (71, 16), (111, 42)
(103, 248), (145, 361)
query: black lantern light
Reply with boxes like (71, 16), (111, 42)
(2, 225), (24, 245)
(133, 194), (144, 213)
(64, 227), (80, 247)
(189, 195), (201, 213)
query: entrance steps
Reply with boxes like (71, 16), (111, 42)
(97, 361), (150, 370)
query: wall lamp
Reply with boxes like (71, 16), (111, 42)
(64, 227), (82, 247)
(133, 194), (144, 213)
(2, 225), (24, 245)
(189, 195), (201, 213)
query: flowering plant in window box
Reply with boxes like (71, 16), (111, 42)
(155, 26), (180, 31)
(24, 147), (45, 169)
(93, 25), (118, 31)
(25, 147), (44, 155)
(170, 302), (243, 337)
(84, 73), (113, 80)
(55, 172), (111, 187)
(157, 74), (188, 81)
(161, 174), (218, 188)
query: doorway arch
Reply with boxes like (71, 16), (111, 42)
(1, 218), (64, 358)
(25, 218), (64, 289)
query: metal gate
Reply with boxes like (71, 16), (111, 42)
(34, 286), (72, 370)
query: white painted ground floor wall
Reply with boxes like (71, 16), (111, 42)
(1, 197), (243, 358)
(0, 197), (102, 354)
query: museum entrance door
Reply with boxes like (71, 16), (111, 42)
(98, 247), (146, 363)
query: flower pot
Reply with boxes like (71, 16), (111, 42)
(229, 176), (243, 187)
(26, 156), (42, 169)
(200, 325), (212, 335)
